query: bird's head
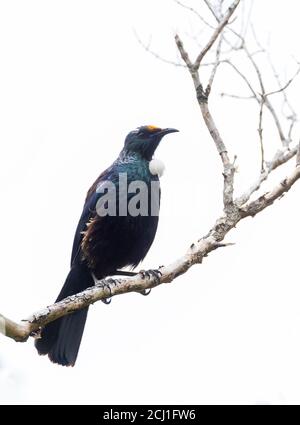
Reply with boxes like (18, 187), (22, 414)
(122, 125), (179, 160)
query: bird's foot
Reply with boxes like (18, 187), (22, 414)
(30, 329), (42, 339)
(112, 269), (162, 295)
(139, 268), (162, 285)
(98, 279), (114, 305)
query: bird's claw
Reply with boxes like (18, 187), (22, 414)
(99, 280), (113, 305)
(101, 298), (112, 305)
(30, 329), (42, 339)
(140, 288), (151, 296)
(139, 269), (162, 285)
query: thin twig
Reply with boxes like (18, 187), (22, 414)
(240, 0), (254, 41)
(235, 145), (298, 206)
(174, 34), (194, 70)
(223, 59), (258, 99)
(208, 35), (223, 88)
(242, 45), (286, 144)
(175, 29), (236, 212)
(297, 142), (300, 167)
(266, 62), (300, 98)
(220, 92), (255, 100)
(203, 0), (218, 18)
(134, 30), (186, 68)
(193, 0), (240, 70)
(241, 166), (300, 217)
(173, 0), (215, 29)
(258, 95), (265, 172)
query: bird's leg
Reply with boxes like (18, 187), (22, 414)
(92, 272), (112, 304)
(114, 269), (151, 295)
(97, 278), (114, 305)
(113, 270), (137, 277)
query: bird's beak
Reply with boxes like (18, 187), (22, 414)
(158, 128), (179, 136)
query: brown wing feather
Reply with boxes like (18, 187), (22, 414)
(81, 215), (102, 269)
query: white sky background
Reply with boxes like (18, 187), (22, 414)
(0, 0), (300, 404)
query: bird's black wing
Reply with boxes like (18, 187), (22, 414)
(70, 192), (98, 266)
(70, 165), (116, 266)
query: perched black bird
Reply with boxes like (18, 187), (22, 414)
(35, 125), (178, 366)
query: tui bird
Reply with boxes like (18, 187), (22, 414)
(35, 125), (178, 366)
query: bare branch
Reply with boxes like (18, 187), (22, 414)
(196, 84), (236, 213)
(174, 3), (299, 227)
(241, 165), (300, 217)
(266, 63), (300, 98)
(223, 54), (288, 146)
(193, 0), (240, 70)
(210, 13), (295, 148)
(0, 314), (31, 342)
(239, 0), (254, 40)
(244, 46), (265, 93)
(267, 55), (299, 142)
(176, 13), (238, 214)
(265, 97), (287, 145)
(251, 22), (266, 52)
(297, 142), (300, 167)
(223, 59), (258, 99)
(0, 237), (231, 343)
(136, 30), (228, 69)
(173, 0), (215, 29)
(242, 45), (287, 145)
(134, 31), (186, 68)
(258, 95), (265, 172)
(235, 145), (299, 206)
(220, 92), (255, 100)
(2, 159), (300, 344)
(208, 35), (223, 88)
(203, 0), (217, 17)
(253, 33), (298, 130)
(174, 34), (194, 70)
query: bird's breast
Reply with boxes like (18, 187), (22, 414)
(81, 161), (161, 277)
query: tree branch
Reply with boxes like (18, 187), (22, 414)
(235, 145), (298, 206)
(297, 142), (300, 167)
(241, 165), (300, 217)
(2, 157), (300, 343)
(175, 29), (236, 215)
(258, 94), (265, 172)
(193, 0), (240, 70)
(173, 0), (215, 30)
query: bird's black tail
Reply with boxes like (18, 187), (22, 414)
(35, 264), (94, 366)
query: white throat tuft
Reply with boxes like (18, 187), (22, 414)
(149, 158), (165, 177)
